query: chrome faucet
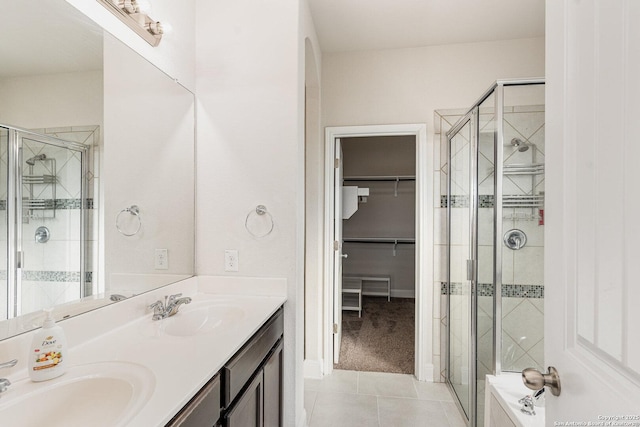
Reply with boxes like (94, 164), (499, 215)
(148, 293), (192, 320)
(519, 388), (544, 415)
(518, 395), (535, 415)
(0, 359), (18, 394)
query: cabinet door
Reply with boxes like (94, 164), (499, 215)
(226, 372), (264, 427)
(263, 340), (283, 427)
(166, 374), (220, 427)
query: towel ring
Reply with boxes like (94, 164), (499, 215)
(245, 204), (274, 238)
(116, 205), (142, 237)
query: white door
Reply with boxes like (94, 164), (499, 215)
(333, 138), (344, 364)
(545, 0), (640, 421)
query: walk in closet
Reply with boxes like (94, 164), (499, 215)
(335, 135), (416, 375)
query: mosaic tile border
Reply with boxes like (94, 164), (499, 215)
(0, 198), (93, 210)
(441, 282), (544, 299)
(440, 195), (469, 208)
(440, 195), (495, 208)
(0, 271), (92, 283)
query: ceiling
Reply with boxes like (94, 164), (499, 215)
(0, 0), (103, 78)
(307, 0), (545, 53)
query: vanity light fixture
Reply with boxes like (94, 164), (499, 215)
(97, 0), (164, 47)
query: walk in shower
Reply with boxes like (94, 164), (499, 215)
(445, 79), (545, 426)
(0, 124), (90, 323)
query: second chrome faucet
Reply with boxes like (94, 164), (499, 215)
(149, 293), (192, 320)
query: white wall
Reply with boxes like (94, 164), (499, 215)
(304, 36), (545, 379)
(65, 0), (196, 91)
(0, 71), (103, 129)
(322, 37), (544, 128)
(195, 0), (315, 425)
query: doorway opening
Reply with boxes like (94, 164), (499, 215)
(323, 124), (433, 381)
(336, 135), (416, 374)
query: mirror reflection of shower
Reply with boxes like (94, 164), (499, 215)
(509, 137), (538, 164)
(26, 153), (47, 166)
(509, 137), (531, 152)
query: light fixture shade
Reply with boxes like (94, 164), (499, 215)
(98, 0), (163, 47)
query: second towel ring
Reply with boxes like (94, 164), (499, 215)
(116, 205), (142, 237)
(245, 205), (274, 238)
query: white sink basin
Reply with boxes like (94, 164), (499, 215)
(141, 299), (246, 337)
(0, 361), (155, 427)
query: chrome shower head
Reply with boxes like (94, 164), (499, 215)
(25, 153), (46, 166)
(510, 138), (530, 152)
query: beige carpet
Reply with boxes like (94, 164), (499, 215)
(334, 296), (415, 375)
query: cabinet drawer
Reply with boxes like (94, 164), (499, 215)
(223, 308), (283, 407)
(167, 373), (221, 427)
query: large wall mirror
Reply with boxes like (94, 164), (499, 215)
(0, 0), (195, 340)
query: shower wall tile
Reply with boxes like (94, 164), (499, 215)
(21, 280), (81, 315)
(43, 241), (81, 272)
(501, 245), (515, 285)
(501, 297), (544, 372)
(477, 208), (494, 246)
(433, 280), (441, 320)
(477, 245), (494, 284)
(513, 219), (544, 247)
(433, 172), (442, 205)
(513, 247), (544, 286)
(434, 208), (446, 245)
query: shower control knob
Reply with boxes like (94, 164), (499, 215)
(522, 366), (561, 396)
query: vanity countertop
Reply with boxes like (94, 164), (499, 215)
(0, 276), (287, 426)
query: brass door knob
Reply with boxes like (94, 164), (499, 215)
(522, 366), (561, 396)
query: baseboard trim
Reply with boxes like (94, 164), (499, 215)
(418, 363), (435, 382)
(303, 359), (323, 379)
(298, 409), (308, 427)
(390, 289), (416, 299)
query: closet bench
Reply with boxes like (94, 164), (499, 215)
(342, 275), (391, 317)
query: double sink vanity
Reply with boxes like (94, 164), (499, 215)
(0, 276), (286, 426)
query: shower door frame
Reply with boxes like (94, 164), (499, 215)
(445, 78), (545, 427)
(4, 124), (89, 319)
(446, 107), (479, 427)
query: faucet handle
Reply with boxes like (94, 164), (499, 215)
(148, 300), (164, 310)
(167, 293), (182, 304)
(0, 359), (17, 370)
(518, 395), (536, 416)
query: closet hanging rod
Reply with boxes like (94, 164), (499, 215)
(343, 175), (415, 182)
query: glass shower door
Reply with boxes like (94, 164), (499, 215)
(0, 127), (8, 320)
(447, 114), (475, 423)
(16, 133), (85, 317)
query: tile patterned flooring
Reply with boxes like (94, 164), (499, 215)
(304, 370), (467, 427)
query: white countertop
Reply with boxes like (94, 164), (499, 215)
(0, 276), (287, 426)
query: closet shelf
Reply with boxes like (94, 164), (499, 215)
(343, 176), (415, 197)
(343, 237), (415, 256)
(343, 175), (415, 182)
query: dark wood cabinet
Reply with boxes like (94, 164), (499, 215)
(223, 309), (283, 427)
(263, 340), (283, 427)
(166, 374), (221, 427)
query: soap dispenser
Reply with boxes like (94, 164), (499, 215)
(28, 308), (67, 381)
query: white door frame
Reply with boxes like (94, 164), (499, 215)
(323, 124), (434, 381)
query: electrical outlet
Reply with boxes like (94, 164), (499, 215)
(155, 249), (169, 270)
(224, 250), (239, 272)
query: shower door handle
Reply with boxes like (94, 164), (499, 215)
(466, 259), (476, 281)
(16, 251), (24, 269)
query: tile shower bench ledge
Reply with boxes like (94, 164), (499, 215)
(1, 276), (286, 427)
